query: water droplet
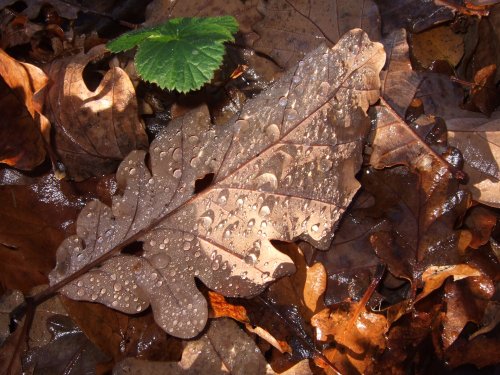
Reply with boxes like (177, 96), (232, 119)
(199, 210), (214, 229)
(100, 288), (106, 295)
(217, 190), (228, 205)
(160, 151), (167, 158)
(173, 169), (182, 178)
(265, 124), (280, 142)
(183, 242), (191, 251)
(261, 272), (270, 280)
(184, 233), (195, 241)
(114, 282), (122, 292)
(77, 288), (84, 297)
(91, 293), (98, 301)
(292, 75), (301, 84)
(259, 205), (271, 216)
(234, 119), (249, 134)
(284, 108), (298, 121)
(151, 253), (170, 269)
(172, 148), (182, 161)
(319, 159), (333, 172)
(194, 251), (201, 258)
(278, 96), (288, 106)
(255, 172), (278, 190)
(189, 135), (199, 144)
(261, 221), (267, 228)
(129, 168), (136, 176)
(247, 219), (255, 227)
(311, 224), (319, 232)
(77, 281), (83, 287)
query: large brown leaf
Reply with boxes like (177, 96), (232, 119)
(48, 30), (385, 339)
(0, 49), (49, 170)
(253, 0), (380, 68)
(43, 45), (148, 181)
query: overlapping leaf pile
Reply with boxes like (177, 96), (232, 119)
(0, 0), (499, 374)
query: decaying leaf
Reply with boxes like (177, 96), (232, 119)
(447, 114), (500, 208)
(43, 44), (148, 181)
(380, 29), (422, 117)
(48, 29), (385, 339)
(0, 0), (80, 19)
(0, 49), (49, 170)
(253, 0), (380, 68)
(311, 301), (387, 374)
(113, 318), (268, 375)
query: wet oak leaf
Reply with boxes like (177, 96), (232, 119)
(43, 44), (148, 181)
(48, 30), (385, 339)
(0, 49), (49, 170)
(253, 0), (380, 68)
(447, 114), (500, 208)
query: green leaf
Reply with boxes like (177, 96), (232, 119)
(107, 16), (239, 93)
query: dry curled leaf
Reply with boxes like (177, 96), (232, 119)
(0, 49), (49, 170)
(253, 0), (380, 68)
(0, 0), (80, 19)
(48, 30), (385, 339)
(43, 44), (148, 181)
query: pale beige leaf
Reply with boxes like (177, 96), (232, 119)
(49, 30), (385, 339)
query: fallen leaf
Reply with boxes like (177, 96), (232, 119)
(253, 0), (380, 68)
(0, 172), (84, 294)
(308, 202), (382, 305)
(380, 29), (422, 117)
(464, 205), (498, 248)
(410, 24), (465, 68)
(60, 296), (183, 364)
(376, 0), (455, 34)
(462, 64), (500, 116)
(23, 314), (110, 374)
(113, 318), (268, 375)
(445, 331), (500, 368)
(447, 114), (500, 208)
(311, 300), (387, 374)
(43, 44), (149, 181)
(0, 0), (80, 19)
(415, 264), (482, 303)
(0, 49), (49, 170)
(441, 278), (491, 348)
(48, 30), (385, 339)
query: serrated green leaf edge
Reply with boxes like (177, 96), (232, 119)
(106, 16), (239, 93)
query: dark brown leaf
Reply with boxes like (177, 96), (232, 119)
(253, 0), (380, 68)
(43, 44), (148, 181)
(447, 114), (500, 208)
(380, 29), (422, 117)
(48, 30), (385, 339)
(113, 318), (268, 375)
(0, 0), (80, 19)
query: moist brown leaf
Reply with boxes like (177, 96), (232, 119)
(23, 314), (110, 373)
(376, 0), (455, 34)
(311, 302), (387, 374)
(410, 24), (465, 69)
(445, 329), (500, 368)
(464, 205), (498, 249)
(441, 278), (492, 348)
(48, 30), (385, 339)
(0, 171), (85, 294)
(364, 165), (469, 286)
(447, 114), (500, 208)
(308, 199), (382, 305)
(253, 0), (380, 68)
(380, 29), (422, 117)
(415, 264), (483, 303)
(0, 49), (49, 170)
(462, 64), (500, 116)
(113, 318), (267, 375)
(43, 44), (148, 181)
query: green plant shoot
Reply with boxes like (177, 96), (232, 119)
(107, 16), (239, 93)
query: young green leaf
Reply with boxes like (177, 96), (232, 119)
(107, 16), (239, 93)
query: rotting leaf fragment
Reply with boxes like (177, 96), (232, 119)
(49, 29), (385, 339)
